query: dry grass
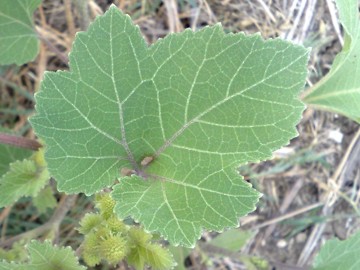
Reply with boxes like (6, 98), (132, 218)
(1, 0), (360, 269)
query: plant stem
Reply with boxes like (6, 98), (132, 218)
(64, 0), (76, 37)
(0, 133), (42, 151)
(37, 33), (69, 64)
(74, 0), (90, 31)
(0, 195), (77, 248)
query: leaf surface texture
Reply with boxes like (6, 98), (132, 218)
(0, 0), (41, 65)
(31, 6), (308, 247)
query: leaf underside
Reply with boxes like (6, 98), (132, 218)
(0, 0), (41, 65)
(31, 6), (308, 247)
(303, 0), (360, 123)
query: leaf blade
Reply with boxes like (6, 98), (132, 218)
(0, 153), (49, 208)
(0, 129), (32, 177)
(31, 6), (309, 247)
(312, 231), (360, 270)
(0, 0), (41, 65)
(27, 240), (85, 270)
(303, 0), (360, 123)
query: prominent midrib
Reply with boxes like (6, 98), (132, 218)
(304, 26), (360, 102)
(154, 50), (307, 158)
(109, 11), (139, 171)
(305, 87), (360, 102)
(148, 173), (255, 199)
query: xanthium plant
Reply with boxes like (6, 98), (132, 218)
(30, 5), (309, 248)
(78, 194), (174, 269)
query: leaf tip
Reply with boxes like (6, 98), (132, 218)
(108, 3), (118, 9)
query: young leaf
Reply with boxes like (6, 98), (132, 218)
(303, 0), (360, 123)
(0, 241), (85, 270)
(30, 6), (309, 247)
(32, 186), (57, 213)
(0, 241), (28, 263)
(209, 228), (254, 252)
(312, 231), (360, 270)
(0, 129), (32, 176)
(168, 246), (191, 270)
(0, 151), (49, 208)
(26, 240), (85, 270)
(0, 261), (23, 270)
(0, 145), (32, 177)
(0, 0), (41, 65)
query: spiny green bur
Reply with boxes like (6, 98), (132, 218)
(30, 5), (309, 247)
(78, 194), (174, 269)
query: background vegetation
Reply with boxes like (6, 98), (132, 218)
(1, 0), (359, 269)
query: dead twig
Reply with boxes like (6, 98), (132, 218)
(297, 128), (360, 266)
(0, 195), (77, 248)
(254, 202), (323, 230)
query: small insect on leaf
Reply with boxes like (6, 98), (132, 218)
(140, 156), (154, 167)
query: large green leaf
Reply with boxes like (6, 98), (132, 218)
(0, 0), (41, 65)
(312, 231), (360, 270)
(303, 0), (360, 123)
(30, 6), (308, 247)
(0, 241), (85, 270)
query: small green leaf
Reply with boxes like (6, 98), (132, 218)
(0, 0), (41, 65)
(32, 186), (57, 213)
(0, 241), (28, 263)
(209, 228), (254, 252)
(31, 6), (309, 247)
(312, 231), (360, 270)
(0, 261), (23, 270)
(303, 0), (360, 123)
(0, 152), (49, 208)
(0, 146), (32, 176)
(0, 129), (32, 176)
(1, 241), (85, 270)
(26, 240), (85, 270)
(168, 246), (191, 270)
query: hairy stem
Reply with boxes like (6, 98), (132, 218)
(0, 133), (42, 151)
